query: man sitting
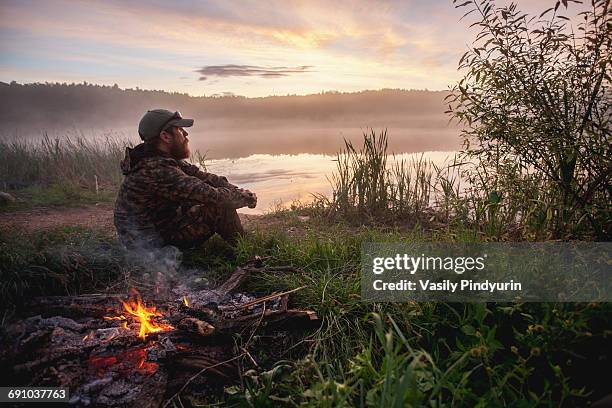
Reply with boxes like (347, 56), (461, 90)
(114, 109), (256, 249)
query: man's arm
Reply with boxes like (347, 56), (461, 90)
(153, 159), (254, 209)
(178, 161), (237, 188)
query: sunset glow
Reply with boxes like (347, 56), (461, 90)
(0, 0), (567, 97)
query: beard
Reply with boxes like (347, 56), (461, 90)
(170, 138), (190, 160)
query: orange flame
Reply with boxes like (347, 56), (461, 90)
(183, 296), (189, 307)
(120, 294), (174, 340)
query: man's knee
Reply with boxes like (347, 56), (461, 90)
(165, 205), (243, 246)
(187, 204), (244, 241)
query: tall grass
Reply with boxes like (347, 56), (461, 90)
(0, 134), (128, 191)
(326, 129), (436, 225)
(320, 129), (605, 240)
(324, 129), (473, 230)
(0, 226), (128, 312)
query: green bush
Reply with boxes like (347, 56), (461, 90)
(447, 0), (611, 240)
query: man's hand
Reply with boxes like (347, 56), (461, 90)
(238, 189), (257, 208)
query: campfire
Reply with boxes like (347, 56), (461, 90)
(106, 290), (174, 341)
(0, 258), (318, 407)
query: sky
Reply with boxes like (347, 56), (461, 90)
(0, 0), (573, 97)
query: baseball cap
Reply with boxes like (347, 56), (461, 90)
(138, 109), (194, 141)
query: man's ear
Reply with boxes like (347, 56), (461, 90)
(159, 130), (173, 144)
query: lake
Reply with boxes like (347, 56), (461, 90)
(205, 151), (458, 214)
(7, 126), (462, 214)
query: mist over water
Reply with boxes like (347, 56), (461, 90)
(191, 125), (461, 159)
(2, 85), (462, 158)
(12, 123), (461, 160)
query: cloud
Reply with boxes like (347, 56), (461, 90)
(196, 64), (313, 81)
(209, 91), (238, 97)
(0, 0), (477, 94)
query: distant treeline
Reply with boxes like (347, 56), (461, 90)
(0, 81), (451, 130)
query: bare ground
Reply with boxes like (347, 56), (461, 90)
(0, 205), (268, 234)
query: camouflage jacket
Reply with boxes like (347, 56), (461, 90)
(114, 143), (251, 245)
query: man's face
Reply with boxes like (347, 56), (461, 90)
(167, 126), (190, 159)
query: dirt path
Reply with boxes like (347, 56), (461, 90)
(0, 205), (263, 233)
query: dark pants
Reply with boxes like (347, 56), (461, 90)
(160, 205), (244, 249)
(116, 205), (244, 250)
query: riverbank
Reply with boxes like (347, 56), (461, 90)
(1, 201), (610, 406)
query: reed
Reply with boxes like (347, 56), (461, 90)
(322, 129), (607, 240)
(0, 134), (127, 191)
(328, 129), (437, 225)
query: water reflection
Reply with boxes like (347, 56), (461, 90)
(206, 152), (457, 215)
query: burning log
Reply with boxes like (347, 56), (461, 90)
(26, 264), (255, 319)
(110, 290), (175, 340)
(177, 317), (215, 337)
(27, 293), (127, 318)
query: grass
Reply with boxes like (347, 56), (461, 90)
(0, 184), (116, 212)
(228, 223), (611, 406)
(1, 223), (609, 406)
(0, 134), (126, 191)
(315, 130), (608, 241)
(0, 134), (210, 211)
(0, 134), (126, 212)
(0, 226), (126, 316)
(0, 131), (609, 406)
(323, 129), (436, 225)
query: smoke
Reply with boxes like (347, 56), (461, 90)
(116, 224), (217, 299)
(128, 244), (183, 289)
